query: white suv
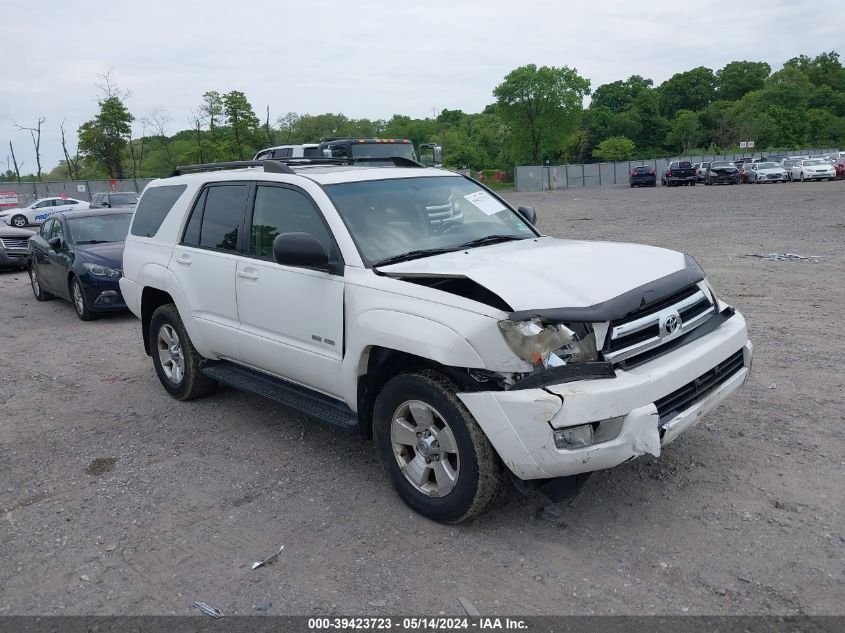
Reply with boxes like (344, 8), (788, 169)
(120, 159), (752, 523)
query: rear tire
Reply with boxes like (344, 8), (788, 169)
(29, 264), (51, 301)
(149, 303), (217, 400)
(373, 369), (505, 524)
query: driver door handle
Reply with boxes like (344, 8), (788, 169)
(175, 254), (192, 265)
(237, 270), (259, 280)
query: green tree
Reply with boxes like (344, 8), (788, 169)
(659, 67), (716, 117)
(592, 136), (635, 161)
(699, 100), (737, 149)
(77, 93), (134, 179)
(222, 90), (260, 158)
(785, 51), (845, 91)
(665, 110), (703, 153)
(590, 75), (652, 112)
(493, 64), (590, 164)
(716, 61), (771, 101)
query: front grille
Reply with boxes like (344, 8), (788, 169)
(655, 349), (745, 423)
(0, 237), (28, 250)
(604, 284), (715, 364)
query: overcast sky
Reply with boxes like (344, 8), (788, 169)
(1, 0), (842, 171)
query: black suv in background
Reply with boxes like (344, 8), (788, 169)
(89, 192), (139, 209)
(629, 165), (656, 187)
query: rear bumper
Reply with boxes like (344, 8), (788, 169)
(119, 277), (142, 318)
(458, 311), (751, 480)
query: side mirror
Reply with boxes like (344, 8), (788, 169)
(48, 236), (62, 250)
(273, 232), (329, 269)
(517, 205), (537, 225)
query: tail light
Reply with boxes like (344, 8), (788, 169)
(667, 170), (673, 177)
(631, 170), (637, 176)
(650, 170), (655, 175)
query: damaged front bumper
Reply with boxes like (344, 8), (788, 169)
(458, 311), (751, 480)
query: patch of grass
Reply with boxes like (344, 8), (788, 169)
(85, 457), (117, 476)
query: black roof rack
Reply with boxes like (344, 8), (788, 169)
(352, 156), (424, 168)
(171, 156), (424, 177)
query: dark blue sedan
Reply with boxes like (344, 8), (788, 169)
(27, 209), (133, 320)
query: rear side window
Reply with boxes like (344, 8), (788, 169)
(130, 185), (187, 237)
(182, 184), (249, 252)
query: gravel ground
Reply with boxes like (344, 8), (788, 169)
(0, 181), (843, 616)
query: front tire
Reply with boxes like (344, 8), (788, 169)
(373, 369), (504, 523)
(149, 303), (217, 400)
(11, 215), (27, 228)
(70, 276), (94, 321)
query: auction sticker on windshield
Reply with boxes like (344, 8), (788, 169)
(464, 190), (506, 216)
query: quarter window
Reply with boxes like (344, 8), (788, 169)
(130, 184), (188, 238)
(250, 186), (332, 259)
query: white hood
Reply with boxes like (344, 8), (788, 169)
(378, 236), (688, 311)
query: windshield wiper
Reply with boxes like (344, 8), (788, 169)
(77, 240), (110, 244)
(456, 235), (526, 249)
(372, 248), (454, 267)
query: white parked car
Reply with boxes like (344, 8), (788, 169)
(747, 162), (788, 183)
(0, 197), (90, 228)
(120, 160), (752, 523)
(790, 159), (836, 181)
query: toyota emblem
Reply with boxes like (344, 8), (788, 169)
(663, 314), (681, 335)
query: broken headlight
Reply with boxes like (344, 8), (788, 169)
(497, 319), (597, 368)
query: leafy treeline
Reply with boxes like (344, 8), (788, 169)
(4, 52), (843, 182)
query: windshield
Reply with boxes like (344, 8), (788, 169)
(67, 214), (132, 244)
(349, 143), (417, 161)
(711, 161), (732, 168)
(804, 159), (824, 166)
(110, 193), (139, 205)
(324, 176), (536, 266)
(782, 160), (796, 167)
(757, 162), (778, 169)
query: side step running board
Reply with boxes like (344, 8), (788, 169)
(200, 360), (358, 432)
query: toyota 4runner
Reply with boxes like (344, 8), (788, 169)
(120, 158), (752, 523)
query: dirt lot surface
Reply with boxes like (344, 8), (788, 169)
(1, 181), (843, 616)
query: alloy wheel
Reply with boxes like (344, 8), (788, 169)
(157, 323), (185, 384)
(390, 400), (460, 497)
(72, 281), (85, 315)
(29, 268), (40, 296)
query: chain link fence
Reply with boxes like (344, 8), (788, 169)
(0, 178), (155, 208)
(514, 147), (841, 192)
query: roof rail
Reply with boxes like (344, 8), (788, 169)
(172, 160), (271, 176)
(170, 156), (425, 177)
